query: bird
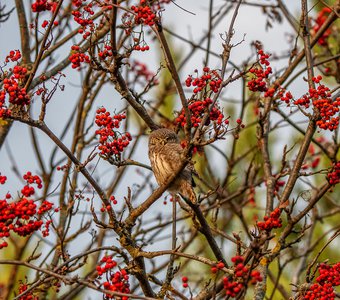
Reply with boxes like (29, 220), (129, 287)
(148, 128), (197, 203)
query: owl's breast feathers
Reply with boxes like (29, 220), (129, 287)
(149, 144), (193, 186)
(149, 146), (175, 185)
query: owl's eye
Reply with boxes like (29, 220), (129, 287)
(165, 136), (174, 143)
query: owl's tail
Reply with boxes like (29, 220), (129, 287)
(179, 181), (197, 204)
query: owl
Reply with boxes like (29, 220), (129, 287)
(148, 128), (197, 203)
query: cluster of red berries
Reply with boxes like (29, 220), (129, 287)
(71, 2), (95, 39)
(223, 256), (262, 298)
(327, 161), (340, 185)
(95, 107), (132, 159)
(131, 60), (158, 84)
(18, 281), (39, 300)
(42, 219), (52, 237)
(312, 7), (332, 46)
(303, 283), (335, 300)
(100, 203), (113, 212)
(131, 0), (156, 26)
(9, 65), (27, 79)
(123, 17), (151, 51)
(72, 0), (84, 7)
(181, 276), (189, 288)
(1, 63), (30, 107)
(110, 195), (118, 205)
(98, 45), (113, 60)
(103, 269), (130, 299)
(257, 207), (282, 231)
(175, 98), (227, 128)
(313, 102), (339, 132)
(38, 200), (53, 214)
(1, 197), (42, 239)
(72, 9), (94, 27)
(316, 262), (340, 285)
(303, 262), (340, 299)
(96, 256), (130, 300)
(23, 171), (43, 188)
(211, 261), (226, 274)
(21, 185), (35, 197)
(0, 52), (31, 116)
(95, 107), (127, 131)
(5, 50), (21, 62)
(31, 0), (53, 12)
(96, 255), (117, 275)
(293, 76), (340, 131)
(0, 175), (7, 185)
(185, 67), (222, 94)
(34, 87), (48, 96)
(133, 44), (150, 51)
(0, 173), (54, 249)
(42, 20), (49, 28)
(247, 50), (272, 95)
(41, 19), (58, 28)
(69, 45), (90, 69)
(56, 164), (69, 171)
(280, 90), (293, 105)
(21, 171), (43, 197)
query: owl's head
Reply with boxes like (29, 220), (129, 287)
(149, 128), (179, 146)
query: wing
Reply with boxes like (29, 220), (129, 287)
(165, 144), (196, 185)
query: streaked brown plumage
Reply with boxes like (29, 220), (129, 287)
(148, 128), (197, 203)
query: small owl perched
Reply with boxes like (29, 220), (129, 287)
(148, 128), (197, 203)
